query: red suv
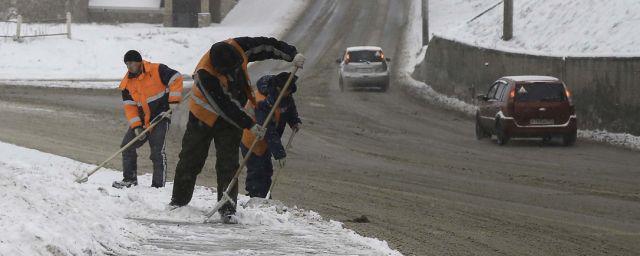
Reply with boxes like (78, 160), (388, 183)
(475, 76), (577, 146)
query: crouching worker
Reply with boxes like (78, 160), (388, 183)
(241, 72), (302, 198)
(113, 50), (183, 189)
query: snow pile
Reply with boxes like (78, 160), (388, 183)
(438, 0), (640, 57)
(0, 140), (401, 255)
(0, 0), (309, 82)
(578, 130), (640, 151)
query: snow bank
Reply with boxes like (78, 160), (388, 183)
(0, 0), (309, 83)
(396, 0), (478, 116)
(0, 140), (401, 255)
(438, 0), (640, 57)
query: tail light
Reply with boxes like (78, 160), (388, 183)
(345, 54), (351, 64)
(380, 51), (385, 61)
(564, 85), (573, 106)
(506, 86), (516, 116)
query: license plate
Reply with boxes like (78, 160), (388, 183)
(359, 68), (372, 73)
(530, 119), (554, 125)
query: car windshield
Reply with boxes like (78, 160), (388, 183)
(515, 83), (566, 102)
(348, 50), (382, 63)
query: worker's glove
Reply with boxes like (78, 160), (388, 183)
(291, 122), (302, 133)
(134, 127), (146, 141)
(293, 53), (305, 69)
(273, 148), (286, 168)
(275, 158), (286, 169)
(250, 124), (266, 140)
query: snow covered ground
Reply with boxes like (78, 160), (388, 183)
(437, 0), (640, 57)
(401, 0), (640, 150)
(0, 140), (401, 255)
(0, 0), (309, 84)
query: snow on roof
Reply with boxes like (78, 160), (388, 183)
(88, 0), (161, 10)
(346, 46), (383, 52)
(502, 76), (560, 82)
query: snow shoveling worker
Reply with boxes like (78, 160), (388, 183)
(112, 50), (184, 189)
(241, 72), (302, 198)
(169, 37), (304, 223)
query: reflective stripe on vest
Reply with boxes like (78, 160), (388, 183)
(189, 39), (256, 127)
(119, 61), (168, 128)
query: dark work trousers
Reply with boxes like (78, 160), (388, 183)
(121, 118), (170, 187)
(171, 114), (243, 214)
(240, 145), (274, 198)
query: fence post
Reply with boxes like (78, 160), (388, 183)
(66, 12), (72, 39)
(14, 15), (22, 41)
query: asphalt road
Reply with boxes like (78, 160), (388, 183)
(1, 1), (639, 255)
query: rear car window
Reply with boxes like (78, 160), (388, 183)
(348, 50), (383, 62)
(515, 83), (566, 102)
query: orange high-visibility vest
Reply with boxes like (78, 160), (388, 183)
(190, 39), (256, 127)
(241, 91), (281, 156)
(119, 61), (183, 128)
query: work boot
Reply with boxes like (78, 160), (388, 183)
(220, 209), (238, 224)
(112, 179), (138, 189)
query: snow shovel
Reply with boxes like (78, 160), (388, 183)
(244, 129), (298, 208)
(267, 129), (297, 199)
(204, 66), (300, 221)
(74, 90), (192, 183)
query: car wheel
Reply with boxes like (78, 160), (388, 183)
(562, 131), (577, 146)
(339, 77), (345, 92)
(495, 120), (509, 146)
(475, 116), (489, 140)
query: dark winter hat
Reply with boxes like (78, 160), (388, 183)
(209, 42), (243, 74)
(123, 50), (142, 63)
(273, 72), (298, 93)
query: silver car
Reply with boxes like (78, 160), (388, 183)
(336, 46), (391, 92)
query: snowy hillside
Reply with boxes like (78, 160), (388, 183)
(0, 141), (401, 255)
(0, 0), (309, 81)
(438, 0), (640, 56)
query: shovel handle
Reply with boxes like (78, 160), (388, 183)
(75, 90), (192, 183)
(205, 66), (299, 220)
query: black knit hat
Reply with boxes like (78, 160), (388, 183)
(209, 42), (243, 74)
(123, 50), (142, 63)
(273, 72), (298, 93)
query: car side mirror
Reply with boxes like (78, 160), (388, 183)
(476, 94), (488, 101)
(385, 58), (391, 62)
(336, 58), (342, 64)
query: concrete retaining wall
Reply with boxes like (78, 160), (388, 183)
(416, 36), (640, 134)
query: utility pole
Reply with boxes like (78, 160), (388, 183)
(422, 0), (429, 45)
(503, 0), (513, 41)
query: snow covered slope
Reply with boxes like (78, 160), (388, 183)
(0, 0), (309, 81)
(438, 0), (640, 56)
(0, 141), (401, 255)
